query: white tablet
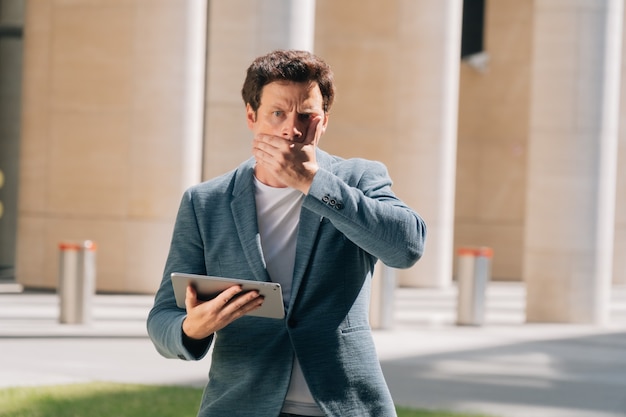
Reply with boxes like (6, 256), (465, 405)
(171, 272), (285, 319)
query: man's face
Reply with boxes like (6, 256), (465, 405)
(246, 81), (328, 144)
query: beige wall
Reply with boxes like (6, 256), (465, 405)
(455, 0), (533, 281)
(13, 0), (625, 299)
(16, 0), (204, 293)
(455, 0), (625, 288)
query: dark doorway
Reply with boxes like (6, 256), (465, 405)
(0, 0), (24, 284)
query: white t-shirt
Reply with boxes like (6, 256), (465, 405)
(254, 177), (324, 416)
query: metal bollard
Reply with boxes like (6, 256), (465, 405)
(58, 240), (96, 324)
(370, 264), (396, 330)
(456, 246), (493, 326)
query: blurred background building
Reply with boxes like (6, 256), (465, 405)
(0, 0), (624, 324)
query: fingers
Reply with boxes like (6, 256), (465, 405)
(252, 115), (322, 192)
(303, 115), (323, 146)
(252, 135), (281, 162)
(217, 286), (264, 314)
(182, 285), (264, 340)
(252, 131), (318, 169)
(228, 291), (265, 316)
(216, 285), (246, 305)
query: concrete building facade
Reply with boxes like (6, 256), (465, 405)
(0, 0), (624, 324)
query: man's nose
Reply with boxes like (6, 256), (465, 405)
(282, 115), (304, 140)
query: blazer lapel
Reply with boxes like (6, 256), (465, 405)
(230, 158), (270, 283)
(290, 207), (322, 301)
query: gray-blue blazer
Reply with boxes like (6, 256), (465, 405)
(147, 149), (426, 417)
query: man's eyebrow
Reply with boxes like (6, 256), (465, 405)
(298, 106), (321, 113)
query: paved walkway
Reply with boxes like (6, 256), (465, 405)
(0, 282), (625, 417)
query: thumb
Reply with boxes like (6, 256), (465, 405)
(185, 284), (199, 310)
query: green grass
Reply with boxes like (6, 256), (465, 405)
(395, 408), (492, 417)
(0, 382), (492, 417)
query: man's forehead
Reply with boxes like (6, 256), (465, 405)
(259, 81), (323, 108)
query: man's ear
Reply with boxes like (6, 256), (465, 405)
(321, 112), (329, 134)
(246, 104), (256, 129)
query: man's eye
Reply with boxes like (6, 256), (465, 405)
(272, 111), (283, 117)
(298, 113), (312, 121)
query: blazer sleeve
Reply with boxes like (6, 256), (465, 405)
(303, 159), (426, 268)
(146, 188), (214, 361)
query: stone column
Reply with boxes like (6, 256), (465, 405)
(615, 4), (626, 286)
(203, 0), (316, 179)
(524, 0), (623, 323)
(393, 0), (463, 287)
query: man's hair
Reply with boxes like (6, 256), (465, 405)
(241, 50), (335, 113)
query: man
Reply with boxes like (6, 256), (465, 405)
(147, 50), (426, 417)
